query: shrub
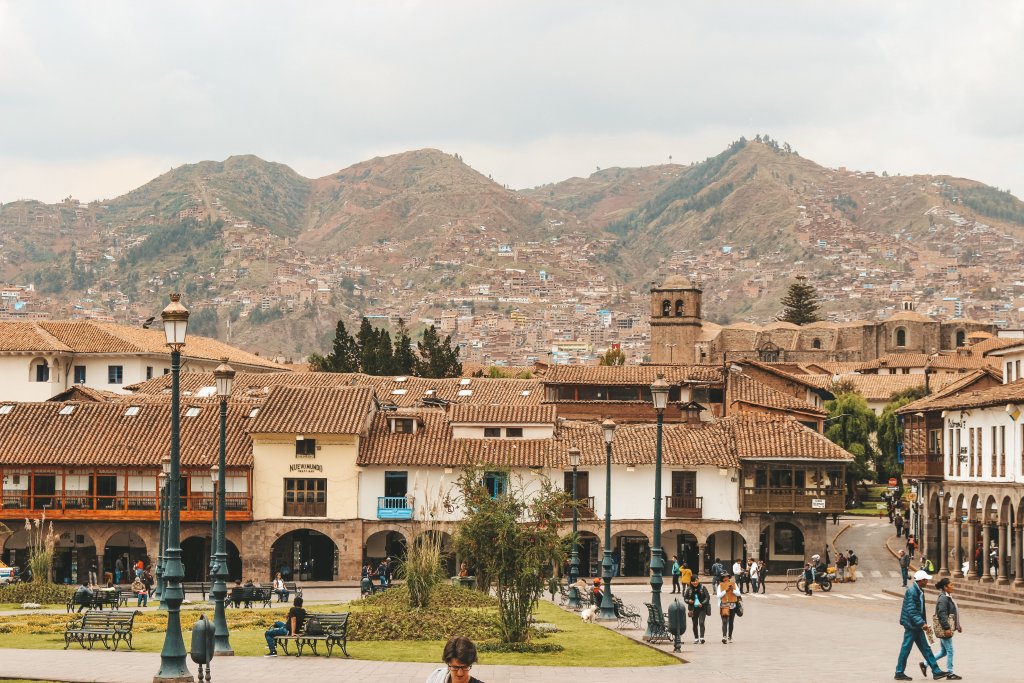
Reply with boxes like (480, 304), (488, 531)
(0, 582), (74, 605)
(356, 584), (497, 611)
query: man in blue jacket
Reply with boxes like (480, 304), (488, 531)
(895, 569), (948, 680)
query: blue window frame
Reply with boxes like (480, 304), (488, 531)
(483, 472), (508, 498)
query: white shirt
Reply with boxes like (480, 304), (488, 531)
(732, 562), (743, 575)
(749, 563), (759, 579)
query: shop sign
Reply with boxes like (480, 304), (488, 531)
(289, 463), (323, 473)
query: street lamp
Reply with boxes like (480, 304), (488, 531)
(211, 358), (235, 656)
(646, 373), (670, 639)
(209, 464), (219, 581)
(567, 447), (583, 608)
(156, 455), (171, 609)
(598, 418), (617, 621)
(155, 293), (193, 683)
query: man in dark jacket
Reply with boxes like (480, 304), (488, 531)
(894, 569), (947, 680)
(898, 550), (911, 587)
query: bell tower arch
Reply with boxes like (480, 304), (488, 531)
(650, 275), (703, 364)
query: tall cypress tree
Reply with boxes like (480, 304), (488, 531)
(392, 318), (417, 375)
(778, 276), (823, 325)
(309, 320), (359, 372)
(356, 318), (379, 374)
(415, 325), (463, 378)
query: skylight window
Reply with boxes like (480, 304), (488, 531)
(248, 407), (261, 418)
(124, 406), (141, 417)
(424, 389), (436, 395)
(196, 386), (217, 398)
(458, 389), (473, 397)
(58, 405), (76, 415)
(521, 390), (531, 396)
(185, 407), (201, 417)
(392, 389), (408, 395)
(459, 378), (472, 386)
(0, 405), (13, 414)
(394, 376), (407, 383)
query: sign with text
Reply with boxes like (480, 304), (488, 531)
(811, 499), (826, 509)
(888, 478), (898, 488)
(289, 463), (323, 473)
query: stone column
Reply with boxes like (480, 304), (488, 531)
(938, 515), (949, 576)
(952, 518), (964, 578)
(698, 543), (707, 576)
(1013, 524), (1024, 589)
(998, 522), (1010, 585)
(981, 524), (993, 583)
(966, 522), (978, 579)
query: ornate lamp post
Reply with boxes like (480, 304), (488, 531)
(567, 447), (583, 608)
(645, 373), (670, 639)
(209, 464), (218, 586)
(598, 418), (617, 621)
(154, 293), (193, 683)
(156, 455), (170, 609)
(211, 359), (235, 655)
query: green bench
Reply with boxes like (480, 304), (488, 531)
(275, 613), (350, 658)
(64, 610), (140, 651)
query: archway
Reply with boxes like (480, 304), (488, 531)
(664, 528), (699, 574)
(413, 530), (456, 577)
(270, 529), (338, 582)
(707, 530), (747, 569)
(365, 530), (408, 568)
(180, 535), (243, 582)
(611, 530), (649, 577)
(759, 522), (803, 572)
(2, 528), (30, 576)
(53, 529), (97, 585)
(103, 531), (148, 584)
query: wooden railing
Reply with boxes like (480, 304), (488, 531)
(665, 495), (702, 518)
(560, 496), (596, 519)
(902, 452), (945, 478)
(741, 487), (844, 513)
(1, 491), (252, 521)
(283, 501), (327, 517)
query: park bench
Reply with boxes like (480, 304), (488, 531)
(275, 612), (351, 658)
(285, 581), (302, 597)
(642, 603), (671, 644)
(64, 609), (140, 651)
(66, 590), (118, 613)
(613, 597), (642, 629)
(229, 586), (272, 608)
(116, 587), (141, 607)
(182, 581), (212, 600)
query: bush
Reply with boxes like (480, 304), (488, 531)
(0, 582), (74, 605)
(356, 584), (497, 610)
(478, 641), (563, 654)
(349, 584), (502, 641)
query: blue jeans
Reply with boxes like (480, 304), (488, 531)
(935, 636), (954, 673)
(276, 589), (289, 603)
(900, 566), (908, 586)
(896, 627), (942, 676)
(750, 577), (759, 593)
(137, 594), (148, 607)
(265, 622), (287, 653)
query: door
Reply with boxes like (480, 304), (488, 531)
(32, 474), (56, 510)
(670, 471), (696, 509)
(563, 471), (590, 500)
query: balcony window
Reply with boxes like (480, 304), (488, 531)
(928, 429), (941, 454)
(384, 471), (408, 498)
(74, 365), (86, 384)
(108, 365), (123, 384)
(284, 478), (326, 517)
(296, 437), (316, 456)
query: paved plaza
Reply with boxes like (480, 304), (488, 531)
(2, 520), (1022, 682)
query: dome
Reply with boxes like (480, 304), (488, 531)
(884, 310), (933, 323)
(765, 321), (800, 330)
(657, 275), (696, 290)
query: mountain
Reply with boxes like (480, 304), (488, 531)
(2, 139), (1024, 358)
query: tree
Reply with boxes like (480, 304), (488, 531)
(876, 387), (927, 483)
(778, 276), (823, 325)
(392, 318), (417, 375)
(309, 320), (359, 372)
(598, 347), (626, 366)
(824, 393), (878, 500)
(356, 318), (396, 375)
(452, 469), (572, 644)
(416, 325), (462, 378)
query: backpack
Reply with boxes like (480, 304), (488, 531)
(712, 562), (723, 578)
(304, 617), (323, 636)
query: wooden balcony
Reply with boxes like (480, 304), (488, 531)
(741, 487), (844, 513)
(560, 496), (596, 519)
(0, 491), (252, 522)
(665, 495), (702, 519)
(902, 453), (945, 478)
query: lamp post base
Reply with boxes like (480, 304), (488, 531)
(153, 676), (195, 683)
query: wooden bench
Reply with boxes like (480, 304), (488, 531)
(64, 610), (140, 651)
(116, 587), (140, 607)
(182, 581), (212, 600)
(229, 586), (272, 608)
(275, 613), (350, 658)
(642, 602), (671, 643)
(66, 590), (118, 613)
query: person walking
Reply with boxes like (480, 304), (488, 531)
(670, 555), (681, 594)
(906, 536), (918, 560)
(264, 597), (306, 657)
(898, 549), (911, 587)
(716, 572), (741, 644)
(680, 562), (692, 587)
(928, 578), (962, 680)
(895, 512), (904, 537)
(425, 636), (485, 683)
(836, 552), (848, 583)
(757, 560), (767, 593)
(88, 560), (98, 587)
(847, 548), (859, 583)
(893, 569), (947, 680)
(114, 556), (124, 585)
(684, 574), (710, 645)
(710, 558), (724, 594)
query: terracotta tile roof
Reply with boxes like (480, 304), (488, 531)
(896, 369), (1003, 413)
(898, 377), (1024, 413)
(728, 372), (826, 416)
(926, 352), (998, 371)
(0, 401), (252, 467)
(448, 404), (556, 424)
(973, 337), (1024, 355)
(47, 386), (125, 403)
(246, 386), (375, 435)
(800, 374), (927, 402)
(736, 360), (834, 393)
(858, 354), (932, 370)
(127, 371), (545, 408)
(540, 364), (722, 386)
(0, 320), (286, 370)
(725, 413), (853, 461)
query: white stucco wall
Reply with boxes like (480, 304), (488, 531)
(251, 434), (360, 520)
(943, 405), (1023, 484)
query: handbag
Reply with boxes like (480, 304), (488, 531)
(735, 598), (744, 617)
(932, 613), (951, 639)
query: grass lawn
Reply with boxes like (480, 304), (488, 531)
(0, 600), (676, 667)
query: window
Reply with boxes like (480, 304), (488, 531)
(58, 405), (76, 415)
(675, 299), (684, 316)
(34, 361), (49, 382)
(505, 427), (523, 438)
(948, 428), (954, 475)
(1007, 362), (1014, 382)
(391, 389), (407, 395)
(976, 428), (983, 477)
(968, 428), (974, 477)
(124, 406), (141, 417)
(146, 366), (154, 380)
(108, 365), (124, 384)
(812, 338), (822, 350)
(483, 427), (501, 438)
(955, 330), (966, 347)
(384, 471), (408, 498)
(458, 389), (473, 396)
(928, 429), (941, 454)
(296, 438), (316, 456)
(283, 478), (326, 517)
(1017, 360), (1022, 381)
(1000, 425), (1006, 476)
(895, 328), (907, 347)
(483, 471), (508, 498)
(392, 418), (415, 434)
(955, 429), (961, 476)
(661, 299), (671, 316)
(73, 365), (86, 384)
(992, 426), (998, 477)
(184, 407), (201, 417)
(0, 405), (12, 415)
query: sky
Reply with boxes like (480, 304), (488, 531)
(2, 1), (1023, 204)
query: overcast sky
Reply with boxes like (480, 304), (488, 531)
(2, 1), (1022, 204)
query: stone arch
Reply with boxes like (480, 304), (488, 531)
(758, 520), (804, 570)
(270, 527), (338, 582)
(102, 531), (148, 583)
(674, 299), (684, 317)
(179, 532), (243, 582)
(812, 338), (822, 350)
(661, 299), (671, 316)
(610, 528), (649, 578)
(967, 493), (982, 522)
(364, 529), (408, 566)
(663, 526), (701, 572)
(955, 329), (966, 348)
(28, 356), (51, 383)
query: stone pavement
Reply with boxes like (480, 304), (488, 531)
(3, 519), (1023, 682)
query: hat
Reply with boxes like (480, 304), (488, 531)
(913, 569), (932, 581)
(593, 577), (601, 585)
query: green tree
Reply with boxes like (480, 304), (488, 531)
(310, 320), (360, 372)
(356, 318), (395, 375)
(823, 392), (877, 499)
(778, 276), (823, 325)
(415, 325), (462, 378)
(452, 469), (572, 644)
(876, 387), (927, 483)
(392, 318), (417, 375)
(598, 347), (626, 366)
